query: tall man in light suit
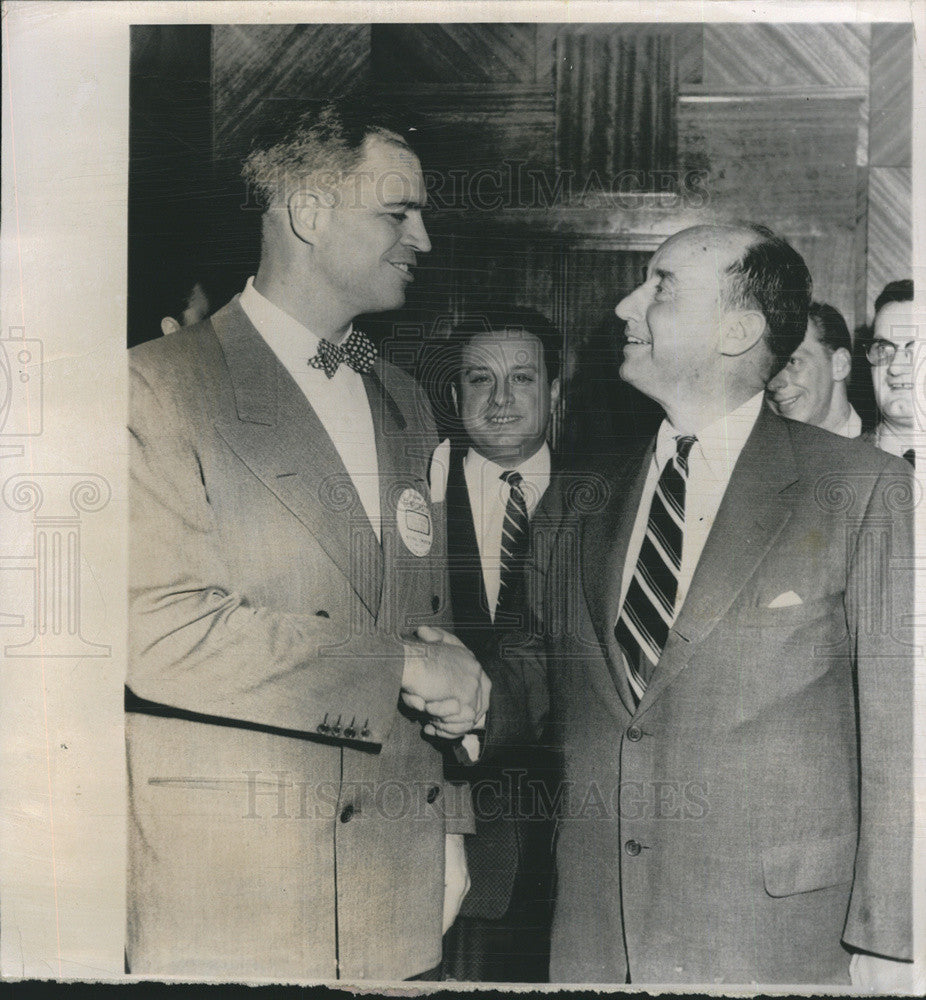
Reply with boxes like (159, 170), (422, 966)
(471, 224), (913, 987)
(127, 102), (489, 980)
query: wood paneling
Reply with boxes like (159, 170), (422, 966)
(372, 24), (542, 85)
(383, 85), (555, 208)
(555, 27), (678, 187)
(854, 166), (870, 329)
(866, 167), (912, 317)
(703, 23), (869, 88)
(128, 20), (909, 449)
(129, 25), (215, 346)
(212, 24), (370, 161)
(791, 231), (858, 329)
(678, 92), (861, 230)
(676, 24), (703, 85)
(869, 23), (912, 168)
(563, 248), (661, 463)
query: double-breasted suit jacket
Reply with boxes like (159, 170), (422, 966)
(488, 405), (914, 985)
(127, 297), (467, 980)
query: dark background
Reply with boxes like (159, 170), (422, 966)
(128, 22), (912, 461)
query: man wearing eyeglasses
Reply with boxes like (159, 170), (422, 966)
(863, 280), (917, 467)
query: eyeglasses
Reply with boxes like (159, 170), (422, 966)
(865, 339), (915, 366)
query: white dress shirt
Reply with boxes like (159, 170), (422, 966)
(874, 422), (918, 464)
(239, 277), (381, 539)
(463, 443), (551, 621)
(619, 392), (765, 618)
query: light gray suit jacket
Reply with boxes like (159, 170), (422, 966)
(127, 297), (468, 980)
(488, 405), (914, 985)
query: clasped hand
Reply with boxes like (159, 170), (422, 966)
(401, 626), (490, 738)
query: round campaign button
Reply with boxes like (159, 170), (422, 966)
(397, 487), (433, 556)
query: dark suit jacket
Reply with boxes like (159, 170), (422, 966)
(488, 405), (914, 985)
(127, 297), (469, 980)
(443, 447), (556, 921)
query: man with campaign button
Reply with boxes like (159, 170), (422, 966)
(127, 99), (489, 980)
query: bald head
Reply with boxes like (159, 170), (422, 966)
(614, 223), (812, 430)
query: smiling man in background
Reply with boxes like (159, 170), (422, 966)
(863, 279), (918, 466)
(767, 302), (860, 437)
(127, 100), (488, 980)
(435, 308), (561, 982)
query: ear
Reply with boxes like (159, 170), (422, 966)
(160, 316), (181, 336)
(549, 376), (561, 413)
(720, 309), (766, 358)
(287, 189), (322, 245)
(831, 346), (851, 383)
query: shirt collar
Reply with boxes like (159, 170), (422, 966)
(875, 421), (916, 457)
(464, 442), (551, 483)
(239, 276), (352, 371)
(655, 392), (765, 479)
(463, 442), (551, 514)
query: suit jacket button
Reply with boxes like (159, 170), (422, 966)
(626, 725), (642, 742)
(340, 804), (354, 823)
(625, 839), (642, 857)
(426, 784), (441, 804)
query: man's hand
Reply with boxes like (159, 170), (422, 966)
(402, 626), (491, 739)
(849, 952), (914, 992)
(442, 833), (470, 934)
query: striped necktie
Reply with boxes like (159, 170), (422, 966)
(496, 470), (530, 624)
(615, 435), (697, 704)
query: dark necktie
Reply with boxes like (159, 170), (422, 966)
(496, 470), (530, 624)
(308, 329), (376, 378)
(615, 435), (697, 704)
(903, 448), (915, 469)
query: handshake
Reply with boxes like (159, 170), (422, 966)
(401, 626), (491, 740)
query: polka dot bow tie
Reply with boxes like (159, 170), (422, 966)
(308, 329), (377, 378)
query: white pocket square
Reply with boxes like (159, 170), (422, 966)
(766, 591), (803, 609)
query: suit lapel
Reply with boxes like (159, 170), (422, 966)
(635, 406), (800, 717)
(362, 362), (433, 628)
(445, 449), (493, 645)
(210, 300), (382, 618)
(582, 447), (653, 717)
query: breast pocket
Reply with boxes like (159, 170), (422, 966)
(746, 591), (847, 650)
